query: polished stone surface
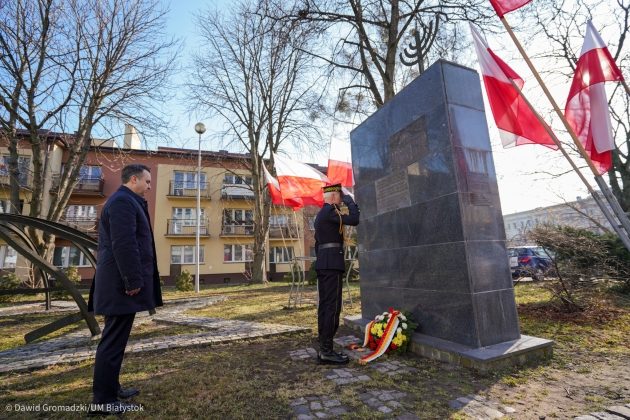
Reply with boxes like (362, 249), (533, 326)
(350, 60), (520, 348)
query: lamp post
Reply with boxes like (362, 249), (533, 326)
(194, 122), (206, 294)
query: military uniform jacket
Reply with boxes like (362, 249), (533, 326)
(314, 198), (360, 271)
(89, 186), (163, 316)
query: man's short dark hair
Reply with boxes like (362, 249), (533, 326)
(121, 164), (150, 184)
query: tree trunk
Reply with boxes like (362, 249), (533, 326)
(251, 153), (270, 283)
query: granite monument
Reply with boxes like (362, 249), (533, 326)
(346, 60), (552, 369)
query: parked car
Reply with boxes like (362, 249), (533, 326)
(507, 246), (553, 281)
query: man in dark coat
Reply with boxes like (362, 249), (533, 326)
(314, 183), (359, 364)
(88, 164), (162, 415)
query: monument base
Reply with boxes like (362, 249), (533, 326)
(344, 315), (553, 372)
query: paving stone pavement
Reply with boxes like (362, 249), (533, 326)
(369, 360), (418, 376)
(0, 296), (309, 374)
(0, 300), (77, 317)
(325, 367), (371, 385)
(290, 395), (350, 419)
(358, 390), (419, 419)
(575, 403), (630, 419)
(289, 347), (318, 361)
(448, 394), (516, 419)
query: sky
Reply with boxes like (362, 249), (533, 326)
(159, 0), (614, 215)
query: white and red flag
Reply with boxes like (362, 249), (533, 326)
(470, 24), (557, 149)
(327, 137), (354, 187)
(489, 0), (532, 18)
(564, 21), (625, 175)
(273, 153), (329, 207)
(262, 164), (303, 210)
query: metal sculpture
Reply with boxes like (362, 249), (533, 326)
(399, 20), (440, 74)
(0, 214), (100, 342)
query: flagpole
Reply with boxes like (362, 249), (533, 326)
(503, 74), (630, 252)
(499, 17), (630, 240)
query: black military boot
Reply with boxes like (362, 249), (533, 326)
(318, 344), (349, 365)
(334, 350), (350, 362)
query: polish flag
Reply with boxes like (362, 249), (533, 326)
(489, 0), (532, 18)
(327, 137), (354, 187)
(262, 164), (303, 210)
(470, 24), (557, 149)
(273, 153), (329, 207)
(564, 21), (624, 175)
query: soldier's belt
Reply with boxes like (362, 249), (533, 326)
(319, 242), (343, 249)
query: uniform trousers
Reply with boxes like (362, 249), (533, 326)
(317, 269), (344, 350)
(92, 313), (136, 403)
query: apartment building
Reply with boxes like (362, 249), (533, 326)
(503, 196), (614, 246)
(0, 130), (315, 285)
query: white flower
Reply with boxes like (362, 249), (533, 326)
(376, 315), (384, 321)
(399, 314), (407, 321)
(402, 322), (408, 330)
(397, 327), (402, 334)
(382, 312), (389, 316)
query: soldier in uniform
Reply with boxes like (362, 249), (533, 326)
(314, 183), (360, 364)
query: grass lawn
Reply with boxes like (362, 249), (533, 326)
(0, 281), (628, 419)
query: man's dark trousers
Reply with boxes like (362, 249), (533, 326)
(317, 269), (344, 350)
(92, 313), (136, 403)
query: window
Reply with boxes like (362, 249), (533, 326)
(0, 200), (10, 213)
(173, 171), (207, 190)
(269, 246), (294, 263)
(223, 174), (252, 185)
(308, 216), (316, 231)
(223, 244), (253, 262)
(66, 205), (98, 220)
(79, 165), (102, 181)
(0, 156), (30, 184)
(0, 245), (17, 269)
(53, 246), (93, 267)
(170, 246), (205, 264)
(269, 214), (289, 226)
(172, 207), (205, 222)
(223, 209), (253, 224)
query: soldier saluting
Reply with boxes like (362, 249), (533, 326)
(314, 183), (360, 365)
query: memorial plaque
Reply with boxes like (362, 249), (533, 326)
(389, 117), (427, 170)
(375, 170), (411, 215)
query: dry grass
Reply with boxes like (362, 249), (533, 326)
(0, 282), (628, 419)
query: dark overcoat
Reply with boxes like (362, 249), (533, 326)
(314, 196), (360, 271)
(88, 186), (163, 315)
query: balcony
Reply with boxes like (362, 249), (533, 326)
(167, 181), (212, 199)
(220, 224), (254, 236)
(51, 175), (104, 196)
(165, 219), (210, 237)
(60, 217), (99, 238)
(221, 184), (254, 200)
(268, 223), (300, 239)
(0, 170), (33, 189)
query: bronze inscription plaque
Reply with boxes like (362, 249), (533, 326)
(375, 170), (411, 215)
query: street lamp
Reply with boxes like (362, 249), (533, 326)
(194, 122), (206, 294)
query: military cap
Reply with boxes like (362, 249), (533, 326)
(323, 183), (342, 193)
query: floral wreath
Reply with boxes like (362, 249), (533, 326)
(358, 308), (417, 364)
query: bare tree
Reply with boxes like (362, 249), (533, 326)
(189, 0), (321, 283)
(0, 0), (177, 275)
(526, 0), (630, 211)
(275, 0), (494, 113)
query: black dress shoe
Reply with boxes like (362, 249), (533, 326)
(118, 387), (140, 399)
(317, 350), (350, 365)
(87, 400), (141, 416)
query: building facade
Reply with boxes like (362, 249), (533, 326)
(0, 132), (316, 285)
(503, 196), (613, 246)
